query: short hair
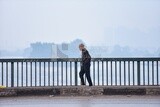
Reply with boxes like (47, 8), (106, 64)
(79, 43), (84, 47)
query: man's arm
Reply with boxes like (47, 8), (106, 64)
(82, 50), (91, 64)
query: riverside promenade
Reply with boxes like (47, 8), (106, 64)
(0, 58), (160, 107)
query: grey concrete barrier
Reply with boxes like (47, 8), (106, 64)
(0, 86), (160, 97)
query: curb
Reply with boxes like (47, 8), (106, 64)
(0, 86), (160, 97)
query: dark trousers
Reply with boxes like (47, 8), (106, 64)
(79, 64), (93, 86)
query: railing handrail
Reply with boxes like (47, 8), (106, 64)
(0, 57), (160, 62)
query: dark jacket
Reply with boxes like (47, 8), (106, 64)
(81, 48), (91, 65)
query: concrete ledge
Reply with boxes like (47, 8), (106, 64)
(0, 86), (160, 97)
(103, 88), (146, 95)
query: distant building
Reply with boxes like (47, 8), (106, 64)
(29, 39), (83, 58)
(52, 44), (68, 58)
(30, 42), (52, 58)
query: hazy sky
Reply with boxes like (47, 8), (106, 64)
(0, 0), (160, 51)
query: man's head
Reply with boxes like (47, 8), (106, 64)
(79, 43), (85, 51)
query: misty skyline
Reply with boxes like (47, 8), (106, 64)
(0, 0), (160, 51)
(0, 39), (159, 58)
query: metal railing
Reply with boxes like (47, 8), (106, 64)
(0, 58), (159, 87)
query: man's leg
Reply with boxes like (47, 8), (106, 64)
(79, 66), (85, 85)
(85, 65), (93, 86)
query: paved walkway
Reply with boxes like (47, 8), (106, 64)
(0, 96), (160, 107)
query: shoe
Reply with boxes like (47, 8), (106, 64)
(89, 84), (93, 86)
(81, 82), (85, 85)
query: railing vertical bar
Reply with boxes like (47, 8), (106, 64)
(53, 62), (54, 86)
(30, 62), (32, 87)
(21, 62), (23, 87)
(48, 62), (50, 86)
(35, 62), (37, 86)
(39, 62), (41, 86)
(66, 62), (67, 86)
(70, 62), (72, 85)
(152, 61), (154, 85)
(98, 61), (99, 86)
(61, 61), (63, 86)
(148, 61), (149, 85)
(1, 62), (3, 86)
(93, 61), (95, 86)
(128, 61), (130, 86)
(157, 61), (159, 85)
(57, 61), (59, 86)
(6, 62), (8, 87)
(143, 61), (145, 85)
(133, 61), (135, 86)
(137, 61), (140, 86)
(17, 62), (19, 87)
(11, 62), (14, 87)
(111, 61), (112, 86)
(124, 61), (126, 86)
(107, 61), (108, 86)
(75, 61), (78, 86)
(102, 61), (104, 86)
(26, 62), (28, 87)
(115, 61), (117, 86)
(44, 62), (46, 86)
(119, 61), (121, 86)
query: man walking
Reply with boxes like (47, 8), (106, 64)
(79, 43), (93, 86)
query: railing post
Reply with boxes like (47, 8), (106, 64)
(137, 61), (140, 85)
(11, 62), (14, 87)
(75, 61), (78, 86)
